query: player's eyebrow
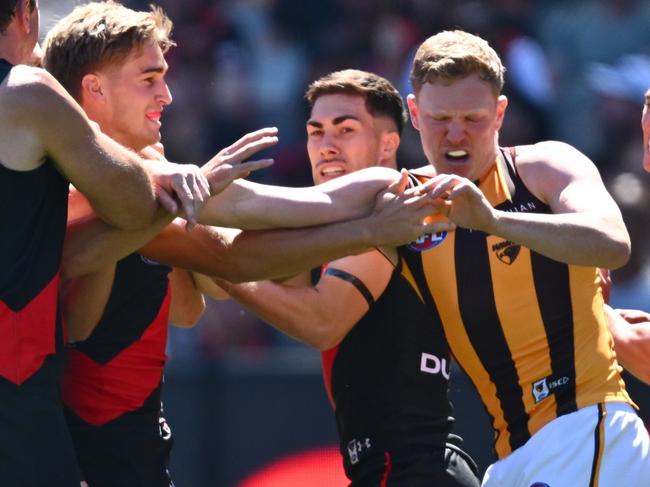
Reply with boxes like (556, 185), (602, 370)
(306, 115), (360, 128)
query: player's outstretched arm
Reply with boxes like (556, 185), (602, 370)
(197, 166), (407, 229)
(219, 250), (394, 350)
(3, 66), (210, 228)
(62, 130), (278, 279)
(140, 172), (450, 282)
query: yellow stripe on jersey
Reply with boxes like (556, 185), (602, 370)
(399, 150), (632, 459)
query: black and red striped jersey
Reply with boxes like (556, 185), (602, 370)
(63, 252), (172, 425)
(321, 257), (453, 483)
(398, 148), (632, 459)
(0, 59), (69, 385)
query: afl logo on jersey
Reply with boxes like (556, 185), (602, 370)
(407, 231), (447, 252)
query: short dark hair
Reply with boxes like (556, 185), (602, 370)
(0, 0), (36, 34)
(305, 69), (407, 135)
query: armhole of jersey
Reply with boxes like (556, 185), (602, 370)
(324, 267), (375, 307)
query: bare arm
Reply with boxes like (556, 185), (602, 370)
(61, 265), (116, 343)
(429, 141), (630, 268)
(605, 304), (650, 384)
(168, 269), (205, 328)
(141, 175), (450, 282)
(1, 66), (157, 229)
(221, 250), (394, 350)
(197, 166), (404, 229)
(62, 130), (279, 279)
(0, 66), (220, 227)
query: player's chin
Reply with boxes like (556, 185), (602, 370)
(643, 152), (650, 173)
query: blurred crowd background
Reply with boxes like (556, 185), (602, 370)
(39, 1), (650, 485)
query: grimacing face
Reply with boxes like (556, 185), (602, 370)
(91, 41), (172, 152)
(306, 93), (395, 184)
(642, 89), (650, 173)
(407, 74), (507, 182)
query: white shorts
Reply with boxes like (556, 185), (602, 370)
(482, 402), (650, 487)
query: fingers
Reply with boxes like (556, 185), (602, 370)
(224, 127), (279, 155)
(236, 158), (275, 175)
(155, 187), (178, 215)
(228, 135), (279, 164)
(386, 169), (409, 194)
(173, 176), (198, 226)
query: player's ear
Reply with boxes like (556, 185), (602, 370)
(379, 131), (400, 166)
(495, 95), (508, 130)
(16, 0), (32, 33)
(407, 94), (420, 131)
(80, 73), (105, 104)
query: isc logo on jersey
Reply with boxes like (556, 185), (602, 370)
(407, 231), (447, 252)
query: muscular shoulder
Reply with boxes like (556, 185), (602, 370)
(0, 65), (74, 129)
(514, 140), (599, 201)
(0, 67), (71, 170)
(515, 140), (596, 175)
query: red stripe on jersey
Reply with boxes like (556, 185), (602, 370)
(321, 345), (339, 409)
(0, 273), (59, 385)
(62, 287), (171, 425)
(380, 451), (392, 487)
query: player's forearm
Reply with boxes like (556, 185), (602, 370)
(214, 220), (374, 282)
(486, 210), (630, 269)
(62, 207), (173, 279)
(198, 167), (398, 230)
(83, 133), (160, 228)
(140, 219), (373, 282)
(226, 281), (337, 349)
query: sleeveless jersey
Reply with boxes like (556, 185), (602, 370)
(63, 252), (172, 425)
(321, 257), (453, 482)
(0, 59), (69, 385)
(398, 148), (632, 459)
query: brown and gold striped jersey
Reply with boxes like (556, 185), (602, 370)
(398, 148), (632, 459)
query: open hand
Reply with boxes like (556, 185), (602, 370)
(202, 127), (278, 196)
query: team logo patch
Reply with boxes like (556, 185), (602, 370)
(407, 231), (447, 252)
(532, 378), (550, 403)
(492, 240), (520, 265)
(532, 375), (571, 404)
(347, 437), (372, 465)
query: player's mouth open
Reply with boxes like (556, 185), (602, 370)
(321, 165), (345, 177)
(445, 150), (469, 163)
(146, 112), (162, 123)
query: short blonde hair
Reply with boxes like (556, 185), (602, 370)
(43, 1), (174, 100)
(410, 30), (505, 96)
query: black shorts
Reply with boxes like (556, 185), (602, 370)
(0, 356), (82, 487)
(351, 435), (480, 487)
(64, 403), (174, 487)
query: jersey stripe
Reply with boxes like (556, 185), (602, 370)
(531, 253), (577, 416)
(398, 149), (632, 460)
(456, 228), (530, 451)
